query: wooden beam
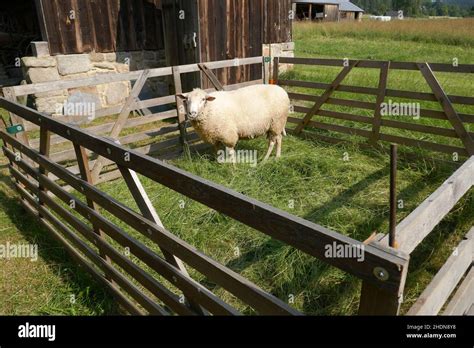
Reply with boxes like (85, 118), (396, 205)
(359, 282), (403, 315)
(37, 125), (51, 217)
(418, 63), (474, 156)
(34, 0), (49, 42)
(198, 64), (224, 91)
(294, 60), (359, 134)
(118, 166), (206, 315)
(370, 61), (390, 144)
(359, 235), (409, 315)
(172, 66), (189, 149)
(272, 56), (280, 85)
(380, 156), (474, 253)
(408, 230), (473, 315)
(263, 56), (270, 84)
(277, 57), (474, 74)
(91, 70), (150, 182)
(443, 266), (474, 315)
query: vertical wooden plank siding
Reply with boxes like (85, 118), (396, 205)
(40, 0), (165, 54)
(198, 0), (266, 89)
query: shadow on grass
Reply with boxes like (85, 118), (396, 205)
(219, 160), (447, 314)
(0, 175), (121, 315)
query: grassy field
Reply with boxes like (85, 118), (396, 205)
(0, 19), (473, 315)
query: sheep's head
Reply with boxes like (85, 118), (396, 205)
(177, 89), (216, 121)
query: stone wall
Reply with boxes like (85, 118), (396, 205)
(21, 42), (167, 115)
(20, 41), (294, 116)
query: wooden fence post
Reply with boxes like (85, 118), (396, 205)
(359, 235), (409, 315)
(2, 87), (30, 147)
(74, 144), (114, 274)
(172, 66), (189, 152)
(2, 87), (34, 168)
(263, 56), (270, 84)
(271, 56), (280, 85)
(37, 125), (51, 217)
(370, 61), (390, 145)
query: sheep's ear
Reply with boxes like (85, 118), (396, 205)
(176, 93), (187, 100)
(206, 96), (216, 102)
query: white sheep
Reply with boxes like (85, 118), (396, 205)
(178, 84), (290, 162)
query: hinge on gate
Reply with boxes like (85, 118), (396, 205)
(6, 124), (25, 135)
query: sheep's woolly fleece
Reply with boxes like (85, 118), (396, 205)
(187, 84), (290, 149)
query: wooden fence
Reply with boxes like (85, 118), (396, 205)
(274, 57), (474, 158)
(1, 56), (265, 186)
(0, 56), (472, 315)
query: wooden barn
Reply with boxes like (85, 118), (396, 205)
(293, 0), (364, 22)
(0, 0), (293, 94)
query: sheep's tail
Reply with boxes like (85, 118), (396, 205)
(282, 129), (287, 137)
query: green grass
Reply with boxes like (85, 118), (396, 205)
(0, 116), (120, 315)
(0, 19), (473, 315)
(95, 137), (473, 315)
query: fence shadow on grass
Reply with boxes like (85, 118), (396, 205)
(218, 159), (445, 314)
(0, 175), (121, 315)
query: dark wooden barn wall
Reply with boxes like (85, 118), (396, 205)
(263, 0), (292, 44)
(199, 0), (264, 88)
(38, 0), (164, 55)
(198, 0), (292, 88)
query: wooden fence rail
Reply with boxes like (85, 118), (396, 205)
(277, 57), (474, 158)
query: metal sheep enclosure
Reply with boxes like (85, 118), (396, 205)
(0, 56), (473, 315)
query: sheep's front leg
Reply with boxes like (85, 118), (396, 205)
(227, 147), (237, 165)
(213, 142), (222, 156)
(263, 138), (276, 161)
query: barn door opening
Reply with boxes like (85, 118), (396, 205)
(162, 0), (200, 92)
(0, 0), (42, 87)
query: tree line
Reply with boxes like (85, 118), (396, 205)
(350, 0), (474, 17)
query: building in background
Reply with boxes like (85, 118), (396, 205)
(293, 0), (364, 22)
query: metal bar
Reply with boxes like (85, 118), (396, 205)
(389, 144), (398, 249)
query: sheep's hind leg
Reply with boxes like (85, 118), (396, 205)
(276, 134), (283, 159)
(263, 137), (276, 161)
